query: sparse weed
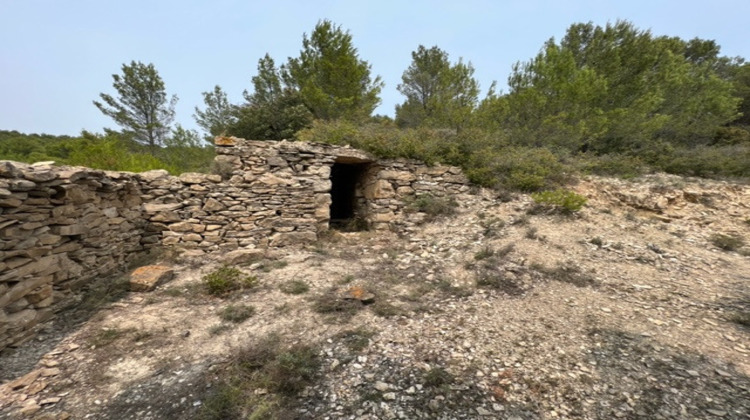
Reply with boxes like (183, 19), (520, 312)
(219, 304), (256, 323)
(496, 243), (515, 258)
(198, 334), (320, 419)
(536, 263), (597, 288)
(334, 328), (376, 352)
(710, 234), (745, 252)
(311, 289), (363, 322)
(436, 278), (473, 298)
(423, 367), (454, 388)
(90, 327), (130, 347)
(729, 311), (750, 327)
(525, 227), (539, 240)
(474, 246), (495, 260)
(258, 260), (288, 273)
(162, 287), (184, 297)
(279, 279), (310, 295)
(371, 300), (403, 318)
(589, 237), (604, 247)
(339, 274), (355, 285)
(406, 194), (458, 222)
(202, 265), (259, 297)
(480, 216), (506, 237)
(209, 324), (233, 336)
(475, 269), (525, 296)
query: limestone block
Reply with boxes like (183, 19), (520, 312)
(214, 136), (238, 146)
(371, 212), (396, 222)
(129, 265), (175, 292)
(8, 179), (36, 191)
(379, 170), (416, 182)
(21, 168), (57, 183)
(52, 224), (88, 236)
(5, 297), (29, 313)
(314, 206), (330, 220)
(182, 233), (203, 242)
(0, 197), (22, 207)
(138, 169), (170, 182)
(151, 211), (181, 223)
(0, 256), (58, 283)
(169, 222), (194, 232)
(162, 236), (180, 245)
(396, 186), (415, 196)
(416, 166), (449, 176)
(102, 207), (119, 218)
(202, 198), (226, 212)
(58, 184), (95, 204)
(6, 309), (37, 330)
(25, 284), (53, 304)
(372, 180), (395, 199)
(0, 161), (23, 178)
(313, 179), (332, 193)
(179, 172), (207, 184)
(33, 296), (54, 308)
(142, 202), (183, 214)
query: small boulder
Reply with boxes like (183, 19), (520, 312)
(129, 265), (175, 292)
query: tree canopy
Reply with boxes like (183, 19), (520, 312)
(479, 21), (741, 154)
(284, 20), (384, 121)
(193, 85), (237, 143)
(395, 45), (479, 131)
(94, 61), (178, 148)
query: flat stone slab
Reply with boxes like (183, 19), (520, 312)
(129, 265), (175, 292)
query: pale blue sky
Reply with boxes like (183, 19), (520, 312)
(1, 0), (748, 136)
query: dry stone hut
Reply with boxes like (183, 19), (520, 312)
(0, 137), (470, 350)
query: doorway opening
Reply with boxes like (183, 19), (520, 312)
(329, 161), (370, 230)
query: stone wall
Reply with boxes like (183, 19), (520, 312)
(0, 161), (146, 350)
(0, 137), (470, 350)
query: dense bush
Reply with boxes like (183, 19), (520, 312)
(466, 146), (571, 191)
(0, 130), (214, 175)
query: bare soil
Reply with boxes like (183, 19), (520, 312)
(1, 173), (749, 419)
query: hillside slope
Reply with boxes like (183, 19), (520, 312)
(1, 173), (749, 419)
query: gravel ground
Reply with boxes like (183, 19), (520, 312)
(1, 174), (749, 419)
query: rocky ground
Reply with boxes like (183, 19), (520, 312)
(1, 173), (749, 419)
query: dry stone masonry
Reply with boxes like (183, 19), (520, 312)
(0, 137), (469, 351)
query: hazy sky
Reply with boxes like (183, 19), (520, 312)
(1, 0), (749, 136)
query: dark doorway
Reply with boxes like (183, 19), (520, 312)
(329, 162), (368, 228)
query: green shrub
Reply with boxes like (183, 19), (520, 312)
(658, 145), (750, 178)
(466, 146), (571, 191)
(202, 265), (259, 296)
(531, 189), (587, 213)
(578, 154), (648, 178)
